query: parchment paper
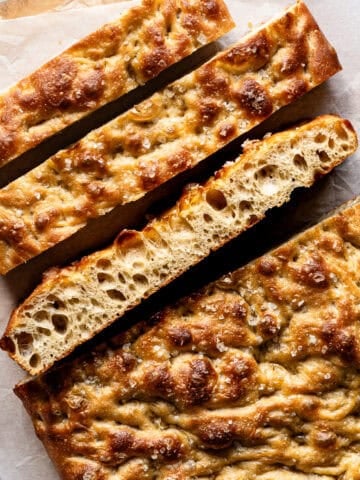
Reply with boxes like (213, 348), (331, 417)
(0, 0), (127, 19)
(0, 1), (359, 478)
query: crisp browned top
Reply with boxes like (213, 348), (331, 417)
(16, 199), (360, 480)
(0, 0), (341, 274)
(0, 0), (234, 168)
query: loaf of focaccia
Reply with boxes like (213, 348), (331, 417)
(0, 0), (342, 274)
(2, 115), (357, 374)
(0, 0), (234, 168)
(15, 196), (360, 480)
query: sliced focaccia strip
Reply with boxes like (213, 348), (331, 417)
(0, 0), (342, 274)
(0, 0), (234, 169)
(15, 196), (360, 480)
(2, 114), (357, 374)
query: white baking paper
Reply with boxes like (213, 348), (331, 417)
(0, 1), (359, 478)
(0, 0), (127, 19)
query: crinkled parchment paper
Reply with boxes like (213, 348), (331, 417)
(0, 1), (359, 478)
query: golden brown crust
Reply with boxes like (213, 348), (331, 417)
(0, 0), (341, 274)
(16, 198), (360, 480)
(2, 115), (357, 375)
(0, 0), (234, 168)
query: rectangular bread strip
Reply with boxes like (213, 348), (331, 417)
(15, 197), (360, 480)
(2, 114), (357, 374)
(0, 0), (234, 168)
(0, 0), (342, 274)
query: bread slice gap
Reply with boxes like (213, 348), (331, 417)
(1, 114), (357, 374)
(0, 0), (342, 274)
(15, 195), (360, 480)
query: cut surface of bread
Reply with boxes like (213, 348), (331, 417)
(0, 0), (342, 274)
(2, 114), (357, 375)
(15, 196), (360, 480)
(0, 0), (234, 169)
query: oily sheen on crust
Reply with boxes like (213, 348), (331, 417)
(15, 198), (360, 480)
(0, 0), (234, 168)
(0, 0), (341, 274)
(2, 115), (357, 375)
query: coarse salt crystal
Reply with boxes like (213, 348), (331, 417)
(142, 138), (151, 149)
(197, 33), (207, 45)
(216, 340), (227, 352)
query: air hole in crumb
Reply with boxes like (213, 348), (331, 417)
(315, 133), (326, 143)
(97, 272), (114, 283)
(203, 213), (213, 223)
(118, 273), (126, 283)
(29, 354), (40, 368)
(52, 314), (68, 334)
(48, 295), (65, 309)
(341, 144), (349, 151)
(15, 332), (33, 356)
(133, 274), (149, 286)
(335, 124), (349, 140)
(34, 310), (48, 322)
(255, 165), (278, 180)
(38, 327), (51, 336)
(106, 289), (126, 301)
(239, 200), (252, 212)
(96, 258), (111, 270)
(293, 154), (307, 171)
(317, 150), (330, 162)
(69, 297), (80, 305)
(205, 189), (227, 210)
(328, 138), (335, 149)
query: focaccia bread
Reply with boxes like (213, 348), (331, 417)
(15, 197), (360, 480)
(2, 115), (357, 375)
(0, 0), (234, 168)
(0, 0), (342, 274)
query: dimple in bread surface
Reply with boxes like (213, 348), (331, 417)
(2, 115), (358, 375)
(0, 0), (342, 274)
(15, 197), (360, 480)
(0, 0), (234, 168)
